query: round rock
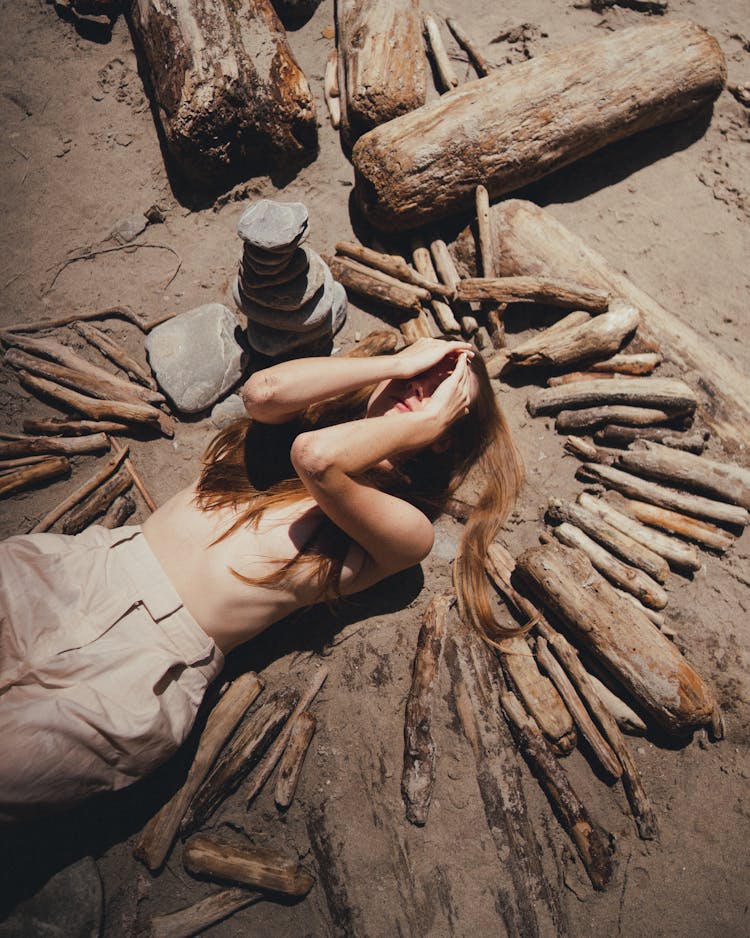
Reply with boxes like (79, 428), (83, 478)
(245, 291), (346, 357)
(239, 249), (327, 311)
(236, 262), (335, 333)
(239, 246), (309, 288)
(237, 199), (309, 251)
(145, 303), (244, 414)
(210, 393), (249, 429)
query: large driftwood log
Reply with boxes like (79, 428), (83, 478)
(528, 377), (697, 418)
(578, 462), (749, 528)
(274, 711), (316, 810)
(74, 321), (157, 389)
(183, 835), (315, 897)
(515, 541), (719, 734)
(61, 467), (133, 534)
(0, 456), (70, 498)
(335, 0), (426, 146)
(402, 594), (451, 826)
(134, 672), (263, 871)
(619, 498), (735, 552)
(150, 888), (261, 938)
(129, 0), (316, 178)
(457, 276), (610, 313)
(352, 21), (725, 230)
(595, 424), (708, 453)
(0, 433), (109, 458)
(326, 255), (428, 314)
(454, 200), (750, 461)
(499, 691), (613, 890)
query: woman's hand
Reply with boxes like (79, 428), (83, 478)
(393, 338), (474, 380)
(421, 351), (475, 433)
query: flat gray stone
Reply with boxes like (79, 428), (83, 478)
(239, 246), (309, 288)
(0, 856), (102, 938)
(210, 393), (248, 428)
(111, 213), (148, 244)
(245, 291), (346, 357)
(239, 250), (327, 312)
(235, 262), (335, 334)
(145, 303), (244, 414)
(237, 200), (308, 251)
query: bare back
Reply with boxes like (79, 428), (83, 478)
(141, 483), (366, 654)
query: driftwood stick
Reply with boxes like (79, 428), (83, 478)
(326, 255), (429, 313)
(18, 371), (174, 437)
(587, 672), (647, 735)
(0, 454), (59, 473)
(99, 493), (136, 529)
(528, 377), (697, 418)
(108, 435), (158, 513)
(457, 276), (610, 312)
(556, 405), (690, 433)
(410, 237), (461, 333)
(594, 424), (708, 453)
(150, 887), (261, 938)
(618, 498), (735, 552)
(548, 371), (618, 386)
(31, 445), (129, 533)
(446, 17), (491, 76)
(612, 587), (667, 631)
(475, 185), (506, 347)
(402, 593), (452, 826)
(245, 665), (329, 807)
(486, 306), (506, 349)
(134, 672), (263, 871)
(335, 241), (452, 297)
(183, 692), (295, 833)
(183, 835), (315, 897)
(23, 417), (129, 436)
(0, 456), (70, 498)
(399, 309), (436, 344)
(499, 690), (614, 890)
(74, 321), (158, 389)
(535, 637), (622, 779)
(274, 711), (316, 810)
(0, 305), (177, 335)
(423, 12), (459, 91)
(589, 352), (661, 375)
(549, 521), (668, 610)
(0, 433), (110, 458)
(577, 462), (749, 528)
(324, 50), (341, 129)
(578, 492), (701, 573)
(564, 436), (617, 465)
(61, 466), (133, 534)
(547, 497), (669, 583)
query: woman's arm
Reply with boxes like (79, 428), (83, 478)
(241, 338), (474, 424)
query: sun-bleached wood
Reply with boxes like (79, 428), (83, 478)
(457, 276), (610, 313)
(410, 238), (461, 333)
(556, 406), (689, 433)
(274, 711), (316, 810)
(74, 321), (157, 389)
(0, 456), (70, 497)
(423, 11), (459, 91)
(23, 417), (129, 436)
(595, 425), (708, 453)
(619, 498), (735, 552)
(0, 433), (109, 458)
(528, 376), (697, 418)
(589, 352), (661, 375)
(587, 672), (647, 735)
(326, 255), (429, 314)
(335, 242), (452, 297)
(446, 17), (491, 77)
(150, 888), (261, 938)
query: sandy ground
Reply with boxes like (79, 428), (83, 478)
(1, 0), (749, 935)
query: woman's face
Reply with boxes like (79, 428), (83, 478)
(366, 356), (479, 419)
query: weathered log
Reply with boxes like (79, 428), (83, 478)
(0, 433), (110, 458)
(335, 241), (452, 297)
(528, 377), (697, 418)
(619, 498), (735, 552)
(410, 238), (461, 333)
(446, 17), (491, 77)
(587, 672), (647, 735)
(474, 185), (495, 279)
(399, 310), (435, 343)
(595, 424), (708, 453)
(18, 372), (174, 437)
(335, 0), (426, 146)
(549, 521), (668, 610)
(23, 417), (129, 436)
(182, 691), (295, 833)
(32, 446), (130, 533)
(458, 277), (610, 313)
(99, 493), (136, 529)
(549, 371), (618, 386)
(444, 622), (568, 937)
(556, 405), (689, 434)
(324, 50), (341, 129)
(534, 637), (621, 779)
(74, 321), (157, 389)
(429, 238), (461, 291)
(0, 456), (70, 498)
(61, 466), (133, 534)
(499, 690), (613, 890)
(547, 497), (669, 583)
(423, 11), (459, 91)
(578, 492), (701, 573)
(612, 587), (667, 631)
(274, 711), (316, 810)
(129, 0), (317, 179)
(183, 835), (315, 897)
(563, 436), (617, 465)
(578, 462), (749, 528)
(326, 255), (428, 314)
(589, 352), (661, 375)
(108, 435), (158, 513)
(150, 888), (261, 938)
(486, 306), (506, 349)
(245, 664), (328, 806)
(134, 672), (263, 871)
(515, 540), (718, 734)
(617, 441), (750, 510)
(454, 200), (750, 461)
(402, 593), (452, 826)
(0, 455), (57, 473)
(3, 334), (164, 404)
(352, 21), (725, 230)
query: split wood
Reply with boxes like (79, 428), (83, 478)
(0, 433), (109, 459)
(399, 308), (436, 344)
(74, 321), (157, 389)
(458, 276), (610, 313)
(446, 17), (491, 76)
(245, 664), (329, 807)
(99, 493), (136, 528)
(410, 237), (461, 333)
(150, 887), (262, 938)
(324, 50), (341, 129)
(108, 434), (158, 513)
(274, 711), (316, 810)
(402, 593), (452, 826)
(134, 672), (263, 870)
(594, 424), (708, 453)
(0, 456), (70, 498)
(31, 445), (129, 533)
(62, 466), (133, 534)
(23, 417), (129, 436)
(528, 377), (697, 418)
(183, 835), (315, 897)
(0, 304), (177, 335)
(619, 498), (734, 552)
(335, 241), (452, 297)
(423, 12), (459, 91)
(500, 690), (614, 890)
(326, 255), (429, 313)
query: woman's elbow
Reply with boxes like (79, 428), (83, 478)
(240, 372), (279, 418)
(290, 432), (334, 481)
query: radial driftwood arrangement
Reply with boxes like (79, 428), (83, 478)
(233, 200), (347, 358)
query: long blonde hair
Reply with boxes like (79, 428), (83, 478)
(195, 331), (524, 638)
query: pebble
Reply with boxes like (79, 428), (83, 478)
(210, 393), (248, 428)
(237, 199), (309, 252)
(145, 303), (244, 414)
(111, 214), (148, 244)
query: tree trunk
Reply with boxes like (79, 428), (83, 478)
(129, 0), (317, 179)
(352, 21), (725, 230)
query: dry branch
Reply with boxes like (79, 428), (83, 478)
(150, 888), (261, 938)
(324, 50), (341, 129)
(0, 456), (70, 497)
(335, 242), (452, 296)
(410, 238), (461, 333)
(548, 371), (618, 387)
(423, 12), (459, 91)
(446, 17), (491, 76)
(0, 433), (109, 458)
(326, 255), (428, 313)
(274, 711), (316, 810)
(587, 671), (647, 735)
(589, 352), (661, 375)
(108, 435), (158, 513)
(0, 305), (177, 335)
(458, 276), (610, 313)
(23, 417), (129, 436)
(556, 406), (689, 433)
(61, 466), (133, 534)
(74, 321), (157, 389)
(594, 425), (708, 453)
(99, 493), (136, 528)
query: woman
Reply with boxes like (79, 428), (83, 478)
(0, 335), (522, 822)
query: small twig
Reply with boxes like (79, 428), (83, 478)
(108, 434), (158, 513)
(46, 242), (182, 293)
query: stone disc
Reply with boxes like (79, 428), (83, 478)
(235, 264), (335, 333)
(245, 291), (347, 358)
(237, 199), (309, 252)
(239, 250), (327, 311)
(239, 246), (310, 288)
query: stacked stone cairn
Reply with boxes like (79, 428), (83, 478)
(233, 199), (347, 358)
